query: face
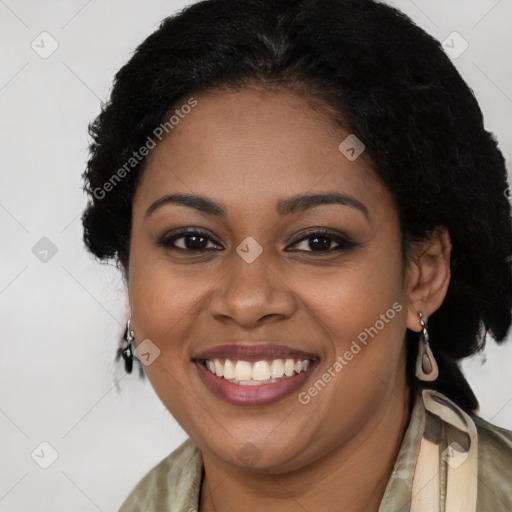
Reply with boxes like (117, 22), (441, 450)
(127, 87), (411, 472)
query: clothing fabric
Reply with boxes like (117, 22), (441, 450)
(119, 388), (512, 511)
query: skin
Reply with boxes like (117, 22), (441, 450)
(126, 86), (452, 512)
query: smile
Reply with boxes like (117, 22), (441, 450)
(193, 343), (320, 406)
(204, 358), (312, 385)
(205, 359), (311, 386)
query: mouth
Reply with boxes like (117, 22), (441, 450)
(193, 344), (320, 406)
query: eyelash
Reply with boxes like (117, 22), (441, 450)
(157, 227), (358, 255)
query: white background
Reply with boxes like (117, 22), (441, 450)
(1, 0), (511, 510)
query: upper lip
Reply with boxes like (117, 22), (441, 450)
(193, 343), (320, 362)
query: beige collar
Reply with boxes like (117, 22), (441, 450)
(378, 387), (478, 512)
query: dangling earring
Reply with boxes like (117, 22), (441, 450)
(415, 311), (439, 381)
(118, 317), (135, 374)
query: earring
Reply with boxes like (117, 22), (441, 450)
(118, 318), (135, 374)
(415, 311), (439, 381)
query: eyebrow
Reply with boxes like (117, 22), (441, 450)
(145, 192), (369, 219)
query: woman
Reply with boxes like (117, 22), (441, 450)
(81, 0), (512, 510)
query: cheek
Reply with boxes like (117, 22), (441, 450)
(316, 232), (407, 370)
(300, 242), (408, 429)
(127, 252), (207, 427)
(127, 238), (207, 363)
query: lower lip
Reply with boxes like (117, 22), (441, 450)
(195, 360), (319, 406)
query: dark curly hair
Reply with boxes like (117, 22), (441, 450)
(82, 0), (512, 414)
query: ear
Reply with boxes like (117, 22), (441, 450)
(405, 227), (452, 332)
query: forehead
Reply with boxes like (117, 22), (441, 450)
(135, 87), (390, 218)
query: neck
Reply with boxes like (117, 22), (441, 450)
(199, 379), (413, 512)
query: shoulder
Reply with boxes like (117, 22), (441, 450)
(473, 414), (512, 465)
(471, 414), (512, 509)
(118, 438), (203, 512)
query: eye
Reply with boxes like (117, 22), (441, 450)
(158, 229), (223, 252)
(286, 228), (358, 253)
(157, 227), (359, 254)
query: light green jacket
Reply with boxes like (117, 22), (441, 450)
(119, 389), (512, 511)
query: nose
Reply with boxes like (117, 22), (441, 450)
(208, 253), (297, 328)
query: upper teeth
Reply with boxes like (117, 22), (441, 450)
(205, 358), (311, 382)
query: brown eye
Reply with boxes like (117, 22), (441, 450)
(286, 229), (358, 253)
(158, 229), (223, 252)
